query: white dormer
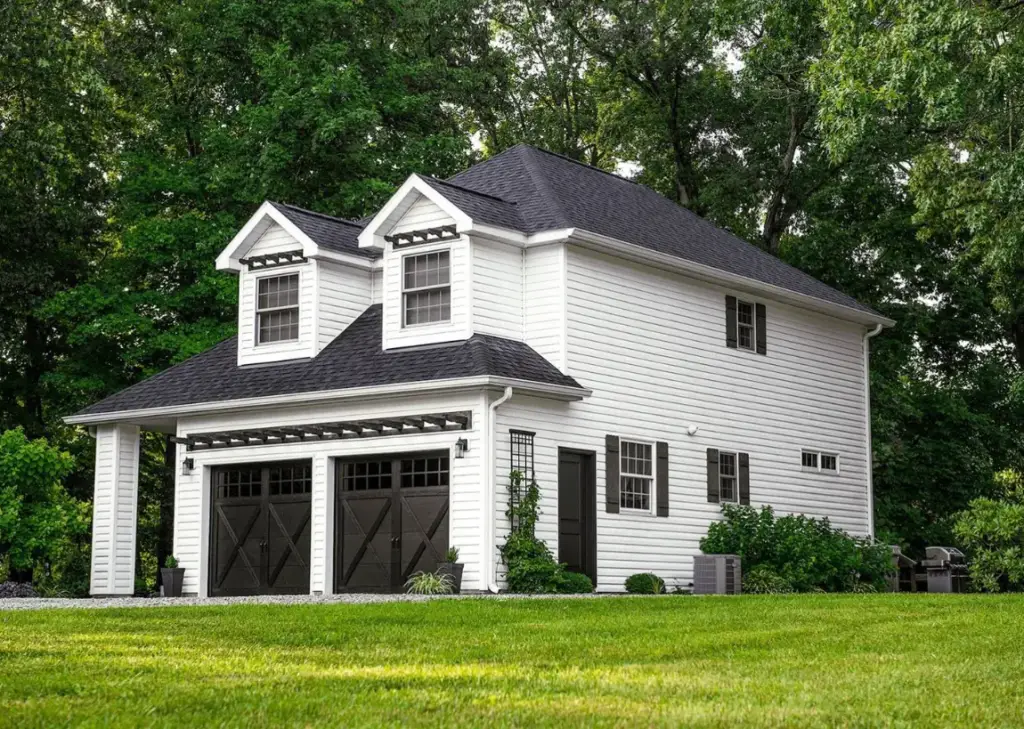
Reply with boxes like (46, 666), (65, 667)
(358, 175), (532, 351)
(218, 202), (377, 366)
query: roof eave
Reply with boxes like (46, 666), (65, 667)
(63, 376), (590, 427)
(567, 228), (895, 329)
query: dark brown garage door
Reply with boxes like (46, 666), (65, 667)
(210, 461), (312, 596)
(334, 453), (450, 592)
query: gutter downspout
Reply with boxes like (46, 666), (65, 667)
(863, 324), (884, 540)
(485, 386), (514, 593)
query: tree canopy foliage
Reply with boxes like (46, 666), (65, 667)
(1, 0), (1022, 589)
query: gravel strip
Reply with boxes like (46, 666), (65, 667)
(0, 591), (627, 611)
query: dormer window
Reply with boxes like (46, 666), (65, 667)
(403, 251), (451, 326)
(257, 273), (300, 344)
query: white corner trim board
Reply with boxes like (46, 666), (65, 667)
(863, 322), (884, 539)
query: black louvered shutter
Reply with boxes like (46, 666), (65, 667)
(706, 448), (720, 503)
(739, 452), (750, 505)
(605, 435), (620, 513)
(755, 304), (767, 355)
(656, 441), (669, 517)
(726, 296), (738, 348)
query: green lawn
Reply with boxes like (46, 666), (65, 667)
(1, 595), (1023, 728)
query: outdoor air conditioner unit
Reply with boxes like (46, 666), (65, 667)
(692, 554), (742, 595)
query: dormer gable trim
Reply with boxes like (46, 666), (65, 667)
(358, 175), (473, 250)
(217, 201), (374, 272)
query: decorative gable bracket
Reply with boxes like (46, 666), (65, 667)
(173, 411), (472, 451)
(384, 224), (458, 248)
(239, 249), (308, 271)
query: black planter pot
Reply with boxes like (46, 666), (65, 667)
(437, 562), (465, 594)
(160, 568), (185, 597)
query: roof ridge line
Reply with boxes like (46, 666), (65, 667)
(517, 143), (644, 187)
(427, 175), (517, 205)
(516, 146), (573, 228)
(272, 201), (366, 229)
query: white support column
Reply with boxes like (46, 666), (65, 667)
(309, 454), (333, 595)
(89, 423), (141, 596)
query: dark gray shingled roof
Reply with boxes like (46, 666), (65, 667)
(74, 306), (584, 416)
(269, 202), (379, 259)
(448, 144), (878, 316)
(418, 177), (525, 231)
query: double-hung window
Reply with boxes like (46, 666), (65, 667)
(719, 451), (739, 503)
(737, 300), (755, 351)
(257, 273), (300, 344)
(403, 251), (451, 326)
(620, 440), (654, 511)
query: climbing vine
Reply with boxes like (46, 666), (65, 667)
(499, 470), (592, 594)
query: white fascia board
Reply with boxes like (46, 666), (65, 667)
(567, 228), (895, 328)
(357, 174), (473, 250)
(310, 248), (379, 271)
(464, 225), (576, 248)
(216, 201), (322, 272)
(63, 376), (590, 426)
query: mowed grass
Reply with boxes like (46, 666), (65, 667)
(1, 595), (1023, 728)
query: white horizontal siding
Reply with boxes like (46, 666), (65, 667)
(472, 238), (523, 339)
(381, 237), (471, 350)
(237, 261), (316, 365)
(524, 243), (566, 370)
(90, 424), (140, 595)
(371, 268), (383, 305)
(388, 194), (455, 236)
(174, 392), (486, 596)
(492, 246), (870, 592)
(316, 260), (372, 352)
(246, 222), (303, 256)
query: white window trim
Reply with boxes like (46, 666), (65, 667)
(718, 450), (740, 504)
(736, 299), (757, 352)
(255, 271), (301, 346)
(401, 248), (452, 329)
(619, 437), (656, 515)
(802, 449), (840, 474)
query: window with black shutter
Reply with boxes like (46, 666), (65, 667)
(708, 447), (751, 505)
(725, 295), (766, 356)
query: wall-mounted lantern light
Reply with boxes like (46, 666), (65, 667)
(454, 437), (469, 459)
(181, 457), (195, 476)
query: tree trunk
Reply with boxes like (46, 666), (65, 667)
(155, 435), (175, 587)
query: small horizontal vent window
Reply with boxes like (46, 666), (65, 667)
(802, 450), (839, 473)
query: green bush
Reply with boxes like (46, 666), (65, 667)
(624, 572), (666, 594)
(0, 428), (89, 594)
(500, 471), (591, 593)
(953, 488), (1024, 593)
(405, 570), (454, 595)
(743, 565), (793, 594)
(555, 570), (594, 594)
(700, 504), (892, 592)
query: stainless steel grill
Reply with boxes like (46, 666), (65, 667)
(920, 546), (968, 593)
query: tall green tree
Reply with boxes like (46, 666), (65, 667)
(42, 0), (505, 583)
(0, 0), (113, 438)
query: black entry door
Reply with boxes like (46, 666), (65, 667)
(335, 453), (450, 592)
(558, 449), (597, 585)
(210, 461), (312, 596)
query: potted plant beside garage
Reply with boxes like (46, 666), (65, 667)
(437, 547), (465, 594)
(160, 555), (185, 598)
